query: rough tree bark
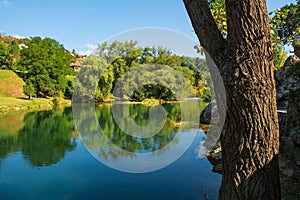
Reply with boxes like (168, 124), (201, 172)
(183, 0), (281, 199)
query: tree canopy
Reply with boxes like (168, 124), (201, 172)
(0, 34), (20, 70)
(74, 40), (212, 102)
(269, 0), (300, 46)
(207, 0), (299, 70)
(16, 37), (73, 97)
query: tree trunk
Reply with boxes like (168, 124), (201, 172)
(183, 0), (281, 199)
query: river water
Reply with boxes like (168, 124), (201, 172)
(0, 103), (221, 200)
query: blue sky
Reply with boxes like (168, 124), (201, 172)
(0, 0), (297, 55)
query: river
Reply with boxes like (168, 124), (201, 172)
(0, 102), (221, 200)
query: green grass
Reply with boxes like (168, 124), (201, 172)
(0, 70), (72, 113)
(0, 96), (71, 113)
(0, 70), (25, 97)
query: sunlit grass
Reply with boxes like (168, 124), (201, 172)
(0, 96), (71, 113)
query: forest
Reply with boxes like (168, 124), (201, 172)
(0, 35), (212, 102)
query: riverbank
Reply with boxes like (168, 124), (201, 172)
(0, 96), (207, 114)
(0, 96), (71, 113)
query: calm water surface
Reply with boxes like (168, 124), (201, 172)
(0, 103), (221, 200)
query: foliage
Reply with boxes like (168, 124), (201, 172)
(64, 76), (75, 99)
(208, 0), (300, 46)
(0, 34), (22, 70)
(8, 40), (20, 69)
(96, 40), (138, 64)
(273, 45), (287, 71)
(97, 65), (114, 101)
(269, 1), (300, 46)
(76, 41), (211, 102)
(23, 82), (36, 97)
(114, 64), (193, 101)
(0, 44), (12, 69)
(17, 37), (73, 97)
(0, 34), (211, 102)
(73, 55), (111, 102)
(269, 1), (300, 69)
(209, 0), (227, 37)
(208, 1), (300, 70)
(52, 97), (60, 106)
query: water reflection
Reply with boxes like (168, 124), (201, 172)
(0, 103), (221, 200)
(0, 102), (203, 169)
(0, 108), (76, 167)
(74, 101), (202, 172)
(76, 104), (182, 161)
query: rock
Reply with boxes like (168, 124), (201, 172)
(206, 150), (222, 166)
(284, 54), (300, 67)
(205, 142), (222, 173)
(276, 53), (300, 152)
(276, 54), (300, 195)
(276, 55), (300, 109)
(282, 169), (294, 177)
(200, 100), (220, 124)
(212, 163), (222, 174)
(286, 88), (300, 147)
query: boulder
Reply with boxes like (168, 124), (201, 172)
(286, 88), (300, 148)
(204, 141), (222, 174)
(199, 100), (220, 124)
(276, 54), (300, 185)
(275, 54), (300, 150)
(275, 55), (300, 109)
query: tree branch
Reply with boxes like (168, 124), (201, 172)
(183, 0), (227, 66)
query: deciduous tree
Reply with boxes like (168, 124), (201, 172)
(17, 37), (73, 97)
(184, 0), (280, 199)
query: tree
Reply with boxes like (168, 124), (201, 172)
(269, 1), (299, 70)
(23, 82), (36, 99)
(269, 0), (300, 46)
(87, 41), (210, 102)
(0, 44), (12, 69)
(184, 0), (280, 199)
(209, 0), (226, 37)
(8, 40), (20, 69)
(73, 55), (111, 102)
(17, 37), (73, 97)
(207, 0), (296, 70)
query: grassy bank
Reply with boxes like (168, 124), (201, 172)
(0, 97), (71, 113)
(0, 70), (25, 97)
(0, 70), (73, 113)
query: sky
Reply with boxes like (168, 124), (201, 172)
(0, 0), (297, 55)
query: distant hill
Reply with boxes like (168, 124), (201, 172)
(0, 70), (25, 97)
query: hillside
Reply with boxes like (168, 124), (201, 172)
(0, 70), (25, 97)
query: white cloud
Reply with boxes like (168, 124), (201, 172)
(11, 34), (25, 39)
(78, 43), (97, 55)
(78, 49), (94, 56)
(0, 0), (11, 7)
(85, 43), (97, 50)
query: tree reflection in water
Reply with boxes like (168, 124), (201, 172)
(0, 101), (203, 169)
(0, 108), (76, 167)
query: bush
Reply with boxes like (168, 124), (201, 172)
(52, 97), (60, 106)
